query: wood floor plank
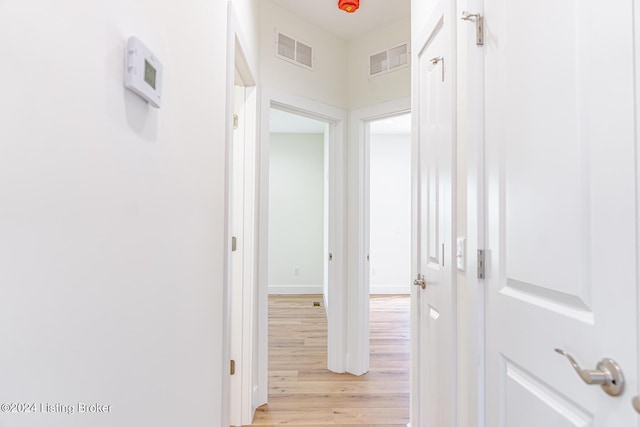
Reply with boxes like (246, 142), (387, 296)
(265, 393), (409, 409)
(246, 294), (409, 426)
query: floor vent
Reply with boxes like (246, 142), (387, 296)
(369, 42), (410, 77)
(276, 31), (314, 70)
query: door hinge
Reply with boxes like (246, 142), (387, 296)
(461, 11), (484, 46)
(329, 253), (333, 261)
(366, 253), (370, 262)
(230, 359), (236, 375)
(233, 114), (239, 130)
(477, 249), (485, 279)
(232, 236), (237, 252)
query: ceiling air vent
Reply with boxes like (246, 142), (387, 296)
(369, 43), (410, 77)
(276, 31), (314, 70)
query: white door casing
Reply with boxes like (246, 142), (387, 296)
(348, 98), (411, 376)
(230, 84), (246, 426)
(411, 1), (457, 425)
(226, 4), (259, 425)
(230, 82), (259, 426)
(484, 0), (638, 425)
(456, 0), (487, 423)
(257, 87), (348, 377)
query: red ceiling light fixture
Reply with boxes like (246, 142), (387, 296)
(338, 0), (359, 13)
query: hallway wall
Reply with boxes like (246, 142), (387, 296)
(259, 2), (411, 111)
(0, 1), (232, 425)
(232, 0), (261, 74)
(269, 133), (325, 294)
(259, 1), (349, 109)
(369, 133), (412, 294)
(347, 17), (412, 110)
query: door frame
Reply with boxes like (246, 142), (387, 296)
(454, 0), (486, 423)
(224, 3), (258, 426)
(257, 87), (349, 380)
(635, 2), (640, 423)
(348, 98), (411, 375)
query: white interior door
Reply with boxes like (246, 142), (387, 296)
(412, 2), (456, 425)
(484, 0), (638, 425)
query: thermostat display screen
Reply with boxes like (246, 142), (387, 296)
(125, 36), (162, 108)
(144, 60), (157, 89)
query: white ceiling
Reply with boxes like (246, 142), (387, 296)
(270, 0), (411, 40)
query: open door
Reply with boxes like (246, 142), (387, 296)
(483, 0), (638, 425)
(411, 1), (457, 425)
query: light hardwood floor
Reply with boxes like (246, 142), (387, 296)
(247, 294), (409, 427)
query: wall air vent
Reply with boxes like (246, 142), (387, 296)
(275, 31), (314, 70)
(369, 43), (410, 77)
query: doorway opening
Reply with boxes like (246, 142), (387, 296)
(267, 108), (329, 298)
(367, 113), (412, 296)
(249, 90), (349, 422)
(365, 113), (412, 420)
(346, 98), (411, 376)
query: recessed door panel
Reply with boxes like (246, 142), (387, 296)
(485, 0), (637, 425)
(413, 4), (456, 426)
(504, 360), (593, 427)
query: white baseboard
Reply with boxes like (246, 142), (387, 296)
(370, 284), (410, 295)
(268, 284), (323, 295)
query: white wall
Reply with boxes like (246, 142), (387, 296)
(369, 133), (412, 294)
(231, 0), (261, 74)
(269, 133), (325, 294)
(0, 1), (230, 426)
(260, 1), (349, 109)
(347, 18), (412, 110)
(260, 2), (410, 109)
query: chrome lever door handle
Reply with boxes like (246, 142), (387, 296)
(555, 348), (625, 396)
(413, 275), (426, 290)
(633, 396), (640, 413)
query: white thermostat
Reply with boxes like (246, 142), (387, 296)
(124, 36), (163, 108)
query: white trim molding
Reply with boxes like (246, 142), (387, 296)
(258, 86), (348, 374)
(347, 97), (411, 376)
(268, 285), (324, 295)
(370, 285), (411, 295)
(225, 3), (259, 426)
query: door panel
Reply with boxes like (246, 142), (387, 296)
(485, 0), (637, 424)
(413, 3), (456, 425)
(505, 361), (593, 427)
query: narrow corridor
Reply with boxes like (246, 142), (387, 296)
(249, 294), (409, 426)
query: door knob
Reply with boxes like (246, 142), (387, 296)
(413, 275), (426, 290)
(554, 348), (625, 396)
(633, 396), (640, 413)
